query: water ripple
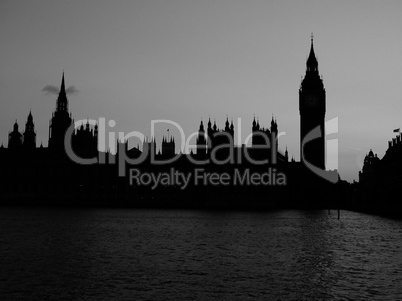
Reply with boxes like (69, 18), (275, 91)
(0, 208), (401, 300)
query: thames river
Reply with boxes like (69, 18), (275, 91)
(1, 207), (401, 300)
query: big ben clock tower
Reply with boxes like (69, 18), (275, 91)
(299, 35), (326, 170)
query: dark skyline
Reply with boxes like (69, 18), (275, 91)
(2, 3), (402, 299)
(1, 1), (402, 182)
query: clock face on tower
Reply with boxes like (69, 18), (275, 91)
(305, 94), (319, 108)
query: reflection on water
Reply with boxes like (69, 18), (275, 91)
(0, 208), (401, 300)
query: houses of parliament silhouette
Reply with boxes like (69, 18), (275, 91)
(2, 37), (394, 213)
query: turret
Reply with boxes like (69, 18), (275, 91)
(270, 116), (278, 134)
(8, 120), (23, 150)
(48, 72), (73, 151)
(199, 120), (205, 133)
(225, 116), (230, 132)
(285, 146), (289, 162)
(56, 72), (68, 112)
(23, 110), (36, 149)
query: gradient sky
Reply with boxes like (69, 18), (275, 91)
(1, 0), (402, 182)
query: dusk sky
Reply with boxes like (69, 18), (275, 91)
(1, 0), (402, 182)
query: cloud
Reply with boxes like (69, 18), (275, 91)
(42, 85), (79, 95)
(65, 85), (79, 95)
(41, 85), (59, 95)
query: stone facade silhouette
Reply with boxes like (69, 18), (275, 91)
(299, 36), (326, 170)
(0, 38), (349, 210)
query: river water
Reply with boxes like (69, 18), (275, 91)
(0, 207), (401, 300)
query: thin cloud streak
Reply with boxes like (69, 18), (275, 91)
(42, 85), (79, 95)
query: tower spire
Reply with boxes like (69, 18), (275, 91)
(61, 71), (66, 95)
(307, 33), (318, 72)
(299, 35), (326, 170)
(56, 71), (68, 112)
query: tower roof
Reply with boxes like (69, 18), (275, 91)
(307, 34), (318, 71)
(60, 71), (66, 95)
(271, 116), (275, 126)
(26, 110), (34, 126)
(56, 71), (69, 112)
(300, 34), (324, 91)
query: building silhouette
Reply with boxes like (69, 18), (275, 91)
(251, 116), (277, 147)
(8, 121), (23, 150)
(196, 120), (207, 156)
(71, 120), (98, 159)
(23, 111), (36, 150)
(0, 37), (350, 210)
(354, 133), (402, 216)
(161, 133), (175, 157)
(358, 149), (380, 183)
(299, 35), (326, 170)
(206, 117), (235, 151)
(142, 137), (157, 157)
(48, 72), (74, 152)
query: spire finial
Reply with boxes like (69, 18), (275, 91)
(60, 71), (66, 94)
